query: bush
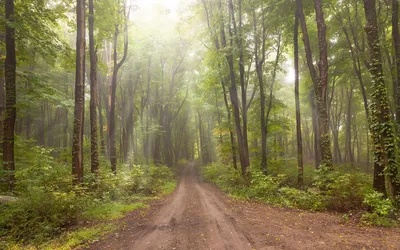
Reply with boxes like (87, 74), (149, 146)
(0, 186), (88, 245)
(202, 163), (246, 193)
(361, 191), (396, 226)
(314, 167), (373, 211)
(248, 170), (282, 201)
(0, 138), (176, 246)
(278, 187), (326, 211)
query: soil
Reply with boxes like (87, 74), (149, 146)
(90, 163), (400, 250)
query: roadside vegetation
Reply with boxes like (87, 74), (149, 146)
(202, 160), (398, 227)
(0, 139), (177, 249)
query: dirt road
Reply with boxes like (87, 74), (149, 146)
(92, 163), (400, 250)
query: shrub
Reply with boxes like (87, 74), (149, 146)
(314, 167), (373, 211)
(361, 191), (396, 226)
(278, 187), (326, 211)
(248, 170), (282, 201)
(0, 138), (176, 246)
(0, 186), (88, 245)
(127, 165), (174, 195)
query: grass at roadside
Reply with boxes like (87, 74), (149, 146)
(1, 180), (178, 250)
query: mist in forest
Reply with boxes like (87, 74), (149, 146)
(1, 0), (400, 248)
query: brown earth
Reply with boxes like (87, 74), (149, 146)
(90, 163), (400, 250)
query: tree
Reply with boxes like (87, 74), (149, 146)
(72, 0), (86, 183)
(109, 1), (128, 174)
(313, 0), (332, 169)
(88, 0), (99, 174)
(363, 0), (399, 196)
(392, 0), (400, 148)
(252, 1), (267, 174)
(294, 10), (303, 188)
(3, 0), (17, 190)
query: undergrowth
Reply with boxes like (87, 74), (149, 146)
(0, 139), (178, 249)
(202, 161), (399, 226)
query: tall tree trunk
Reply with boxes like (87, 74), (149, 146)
(89, 0), (99, 173)
(72, 0), (86, 183)
(265, 32), (282, 172)
(294, 11), (303, 188)
(392, 0), (400, 147)
(3, 0), (16, 190)
(201, 0), (237, 170)
(220, 0), (248, 176)
(297, 0), (320, 168)
(364, 0), (399, 196)
(109, 3), (128, 174)
(228, 0), (250, 175)
(314, 0), (332, 168)
(252, 4), (268, 174)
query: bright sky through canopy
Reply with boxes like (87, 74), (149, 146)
(132, 0), (180, 20)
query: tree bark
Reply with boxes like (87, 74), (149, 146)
(294, 11), (303, 188)
(72, 0), (86, 183)
(89, 0), (99, 174)
(392, 0), (400, 148)
(252, 4), (268, 174)
(3, 0), (16, 190)
(228, 0), (250, 175)
(0, 77), (5, 153)
(313, 0), (332, 169)
(363, 0), (399, 196)
(202, 0), (237, 170)
(109, 2), (128, 174)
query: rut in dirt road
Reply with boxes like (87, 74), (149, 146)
(91, 164), (400, 250)
(131, 163), (254, 250)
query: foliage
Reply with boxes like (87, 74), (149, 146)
(0, 140), (176, 246)
(0, 187), (88, 245)
(202, 163), (326, 211)
(361, 191), (397, 226)
(314, 166), (373, 211)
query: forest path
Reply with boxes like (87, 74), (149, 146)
(91, 163), (400, 250)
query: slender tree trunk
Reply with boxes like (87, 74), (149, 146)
(228, 0), (250, 175)
(364, 0), (399, 196)
(0, 76), (5, 154)
(310, 92), (321, 167)
(252, 4), (268, 174)
(72, 0), (86, 183)
(89, 0), (99, 173)
(3, 0), (16, 190)
(109, 4), (128, 173)
(98, 85), (106, 156)
(297, 0), (320, 168)
(202, 0), (237, 170)
(345, 85), (354, 165)
(294, 11), (303, 188)
(64, 80), (69, 148)
(392, 0), (400, 147)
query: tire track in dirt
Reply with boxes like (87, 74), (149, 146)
(132, 162), (254, 250)
(91, 163), (400, 250)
